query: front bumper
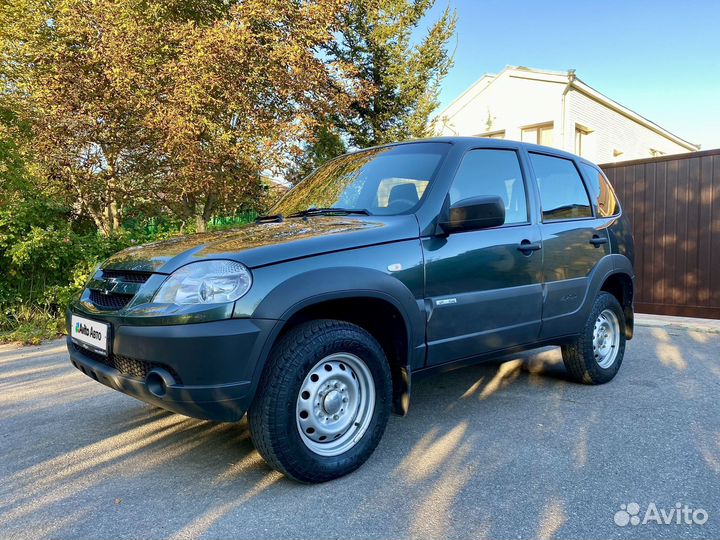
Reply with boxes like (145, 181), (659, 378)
(67, 316), (277, 422)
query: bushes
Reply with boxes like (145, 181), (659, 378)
(1, 224), (160, 343)
(0, 196), (137, 342)
(0, 199), (136, 343)
(0, 306), (65, 346)
(0, 195), (258, 344)
(0, 105), (261, 344)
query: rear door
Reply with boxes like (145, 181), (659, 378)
(526, 151), (611, 338)
(423, 147), (544, 366)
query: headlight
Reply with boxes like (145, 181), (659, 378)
(154, 260), (252, 305)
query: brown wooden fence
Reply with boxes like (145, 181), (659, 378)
(601, 149), (720, 319)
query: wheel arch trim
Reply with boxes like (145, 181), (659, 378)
(585, 254), (635, 338)
(248, 267), (424, 415)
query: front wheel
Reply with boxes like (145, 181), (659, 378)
(561, 292), (627, 384)
(248, 320), (392, 483)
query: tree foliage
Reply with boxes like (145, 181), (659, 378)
(327, 0), (456, 148)
(0, 0), (363, 232)
(287, 124), (348, 184)
(0, 0), (457, 340)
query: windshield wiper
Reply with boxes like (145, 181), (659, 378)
(287, 207), (370, 218)
(255, 214), (284, 223)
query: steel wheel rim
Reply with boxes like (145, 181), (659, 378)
(593, 309), (620, 368)
(295, 352), (375, 457)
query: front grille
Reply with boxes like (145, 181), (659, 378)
(89, 290), (134, 310)
(86, 268), (153, 311)
(101, 269), (152, 283)
(73, 344), (183, 384)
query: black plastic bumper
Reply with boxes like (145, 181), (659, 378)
(67, 317), (277, 422)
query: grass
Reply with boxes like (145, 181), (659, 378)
(0, 310), (65, 345)
(207, 211), (258, 231)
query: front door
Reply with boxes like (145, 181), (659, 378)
(525, 151), (611, 339)
(424, 148), (544, 366)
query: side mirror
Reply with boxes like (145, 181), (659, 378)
(438, 195), (505, 234)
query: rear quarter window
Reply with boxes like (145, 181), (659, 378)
(579, 163), (620, 217)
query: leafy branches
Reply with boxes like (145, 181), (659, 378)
(328, 0), (457, 148)
(0, 0), (366, 232)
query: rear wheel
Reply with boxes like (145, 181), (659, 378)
(561, 292), (626, 384)
(248, 319), (392, 483)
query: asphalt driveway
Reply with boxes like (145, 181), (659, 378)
(1, 318), (718, 539)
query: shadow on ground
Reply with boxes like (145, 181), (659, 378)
(0, 326), (718, 539)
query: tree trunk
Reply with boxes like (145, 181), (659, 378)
(195, 214), (207, 232)
(193, 192), (215, 233)
(97, 205), (113, 236)
(68, 170), (113, 235)
(89, 210), (110, 236)
(104, 150), (121, 233)
(110, 198), (121, 230)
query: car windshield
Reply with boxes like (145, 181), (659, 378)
(272, 142), (449, 217)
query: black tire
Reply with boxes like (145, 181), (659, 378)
(248, 319), (392, 483)
(561, 292), (626, 384)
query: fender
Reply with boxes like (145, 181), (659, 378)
(610, 252), (634, 277)
(587, 254), (634, 337)
(250, 267), (425, 415)
(610, 254), (635, 338)
(541, 254), (634, 340)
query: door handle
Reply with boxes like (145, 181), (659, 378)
(517, 239), (542, 253)
(589, 234), (608, 247)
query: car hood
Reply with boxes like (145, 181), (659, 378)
(102, 215), (420, 273)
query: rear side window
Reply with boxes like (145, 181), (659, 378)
(449, 149), (528, 224)
(579, 163), (620, 217)
(529, 153), (592, 221)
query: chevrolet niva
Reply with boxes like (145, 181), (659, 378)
(67, 137), (634, 482)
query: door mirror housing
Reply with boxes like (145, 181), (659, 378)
(438, 196), (506, 234)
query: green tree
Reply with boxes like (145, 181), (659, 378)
(0, 0), (362, 233)
(151, 0), (363, 231)
(0, 0), (169, 234)
(327, 0), (456, 148)
(288, 124), (348, 184)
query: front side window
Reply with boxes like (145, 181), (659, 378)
(449, 149), (528, 224)
(579, 163), (619, 217)
(529, 153), (592, 221)
(272, 143), (449, 216)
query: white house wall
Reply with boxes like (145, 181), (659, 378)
(565, 89), (692, 162)
(436, 72), (565, 144)
(434, 67), (696, 163)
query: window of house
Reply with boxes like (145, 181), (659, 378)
(449, 149), (528, 224)
(479, 130), (505, 139)
(529, 152), (592, 221)
(521, 123), (553, 146)
(579, 163), (619, 217)
(575, 125), (592, 157)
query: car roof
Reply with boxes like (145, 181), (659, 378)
(361, 136), (592, 165)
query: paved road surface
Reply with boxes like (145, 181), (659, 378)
(1, 321), (718, 539)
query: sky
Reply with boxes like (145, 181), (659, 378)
(422, 0), (720, 149)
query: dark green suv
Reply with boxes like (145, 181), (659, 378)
(67, 137), (635, 482)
